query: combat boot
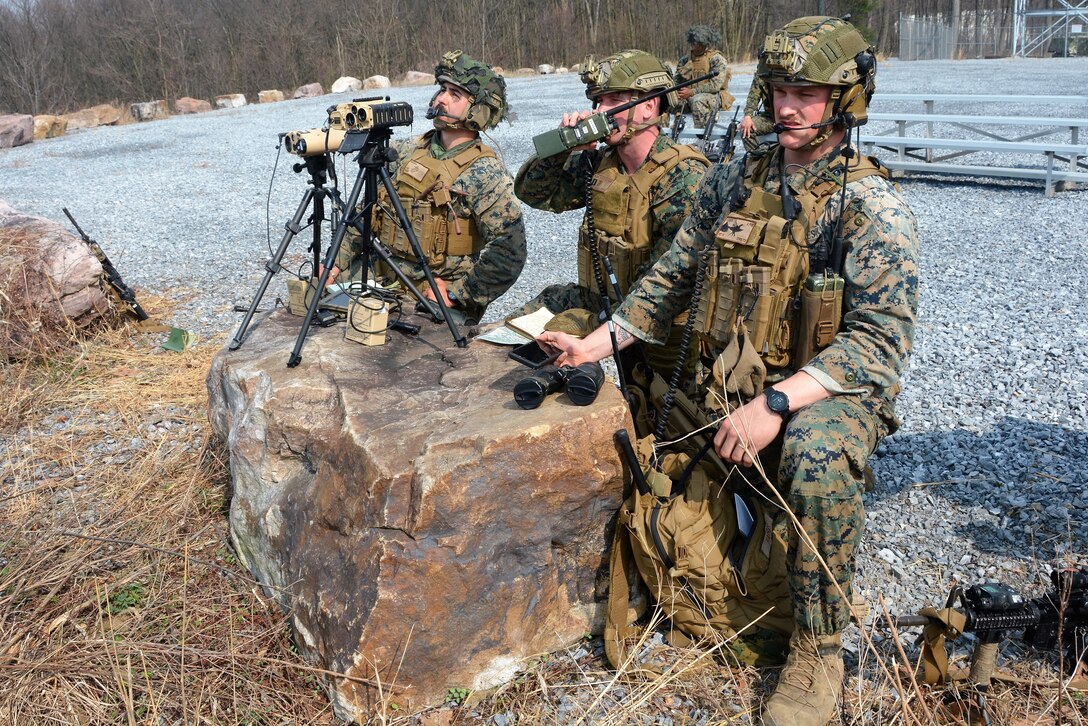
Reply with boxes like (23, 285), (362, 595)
(760, 631), (843, 726)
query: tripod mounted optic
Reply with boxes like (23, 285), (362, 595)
(284, 98), (414, 158)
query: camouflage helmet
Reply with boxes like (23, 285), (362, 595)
(757, 16), (877, 131)
(686, 24), (722, 49)
(580, 50), (677, 112)
(431, 50), (509, 131)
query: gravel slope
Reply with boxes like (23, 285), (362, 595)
(1, 57), (1086, 624)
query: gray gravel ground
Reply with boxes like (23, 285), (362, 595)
(2, 57), (1086, 634)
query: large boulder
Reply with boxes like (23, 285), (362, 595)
(331, 76), (363, 94)
(174, 97), (212, 114)
(0, 201), (111, 358)
(258, 90), (285, 104)
(63, 104), (122, 130)
(0, 114), (33, 148)
(33, 114), (67, 140)
(363, 75), (391, 90)
(215, 94), (247, 109)
(292, 82), (324, 99)
(401, 70), (434, 85)
(129, 100), (169, 122)
(207, 311), (629, 719)
(538, 63), (556, 75)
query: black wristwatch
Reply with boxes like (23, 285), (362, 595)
(763, 387), (791, 419)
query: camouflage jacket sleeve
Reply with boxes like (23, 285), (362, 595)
(689, 53), (729, 95)
(444, 155), (527, 311)
(615, 157), (741, 341)
(744, 77), (766, 116)
(801, 176), (920, 397)
(646, 154), (710, 266)
(513, 149), (596, 212)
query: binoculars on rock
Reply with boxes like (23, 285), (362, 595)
(513, 362), (605, 410)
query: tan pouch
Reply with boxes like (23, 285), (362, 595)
(793, 273), (843, 368)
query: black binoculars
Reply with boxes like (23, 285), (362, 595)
(513, 362), (605, 410)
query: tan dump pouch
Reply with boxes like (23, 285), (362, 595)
(605, 433), (793, 671)
(793, 273), (844, 368)
(577, 230), (647, 298)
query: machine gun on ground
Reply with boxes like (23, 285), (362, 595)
(884, 569), (1087, 723)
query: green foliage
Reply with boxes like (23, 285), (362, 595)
(446, 687), (471, 705)
(106, 582), (144, 614)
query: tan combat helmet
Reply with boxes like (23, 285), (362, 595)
(431, 50), (509, 132)
(757, 16), (876, 145)
(581, 49), (677, 111)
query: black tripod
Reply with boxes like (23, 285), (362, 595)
(230, 152), (335, 351)
(231, 126), (467, 366)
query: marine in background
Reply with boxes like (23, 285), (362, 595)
(675, 24), (736, 129)
(334, 50), (526, 325)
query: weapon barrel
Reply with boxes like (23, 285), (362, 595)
(603, 71), (716, 119)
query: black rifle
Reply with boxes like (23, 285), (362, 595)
(62, 208), (150, 321)
(888, 570), (1088, 686)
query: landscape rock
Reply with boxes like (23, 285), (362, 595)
(32, 114), (67, 140)
(0, 114), (34, 148)
(515, 67), (536, 75)
(206, 312), (629, 718)
(62, 104), (121, 131)
(331, 76), (363, 94)
(538, 64), (556, 75)
(257, 90), (284, 104)
(129, 100), (169, 122)
(215, 94), (247, 109)
(401, 70), (434, 85)
(362, 75), (391, 90)
(292, 82), (324, 99)
(174, 97), (212, 114)
(0, 200), (111, 357)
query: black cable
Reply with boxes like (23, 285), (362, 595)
(266, 138), (285, 257)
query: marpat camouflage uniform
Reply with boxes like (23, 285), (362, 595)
(339, 130), (526, 323)
(512, 133), (708, 378)
(615, 145), (920, 636)
(742, 76), (775, 152)
(676, 50), (732, 128)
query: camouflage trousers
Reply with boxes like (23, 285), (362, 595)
(752, 392), (893, 636)
(689, 93), (723, 129)
(508, 283), (698, 385)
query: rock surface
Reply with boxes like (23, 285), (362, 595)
(0, 201), (110, 357)
(331, 76), (363, 94)
(257, 90), (285, 104)
(0, 114), (34, 148)
(363, 75), (391, 90)
(206, 311), (629, 718)
(63, 104), (121, 130)
(130, 100), (169, 122)
(292, 82), (324, 99)
(32, 114), (67, 140)
(401, 70), (434, 85)
(174, 97), (212, 114)
(215, 94), (248, 109)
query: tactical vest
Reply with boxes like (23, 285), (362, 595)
(578, 142), (708, 297)
(681, 50), (734, 107)
(694, 151), (887, 371)
(374, 133), (493, 267)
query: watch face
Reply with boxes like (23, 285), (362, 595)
(766, 389), (789, 414)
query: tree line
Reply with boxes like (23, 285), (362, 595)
(0, 0), (1028, 116)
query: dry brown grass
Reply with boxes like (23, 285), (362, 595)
(2, 309), (1085, 725)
